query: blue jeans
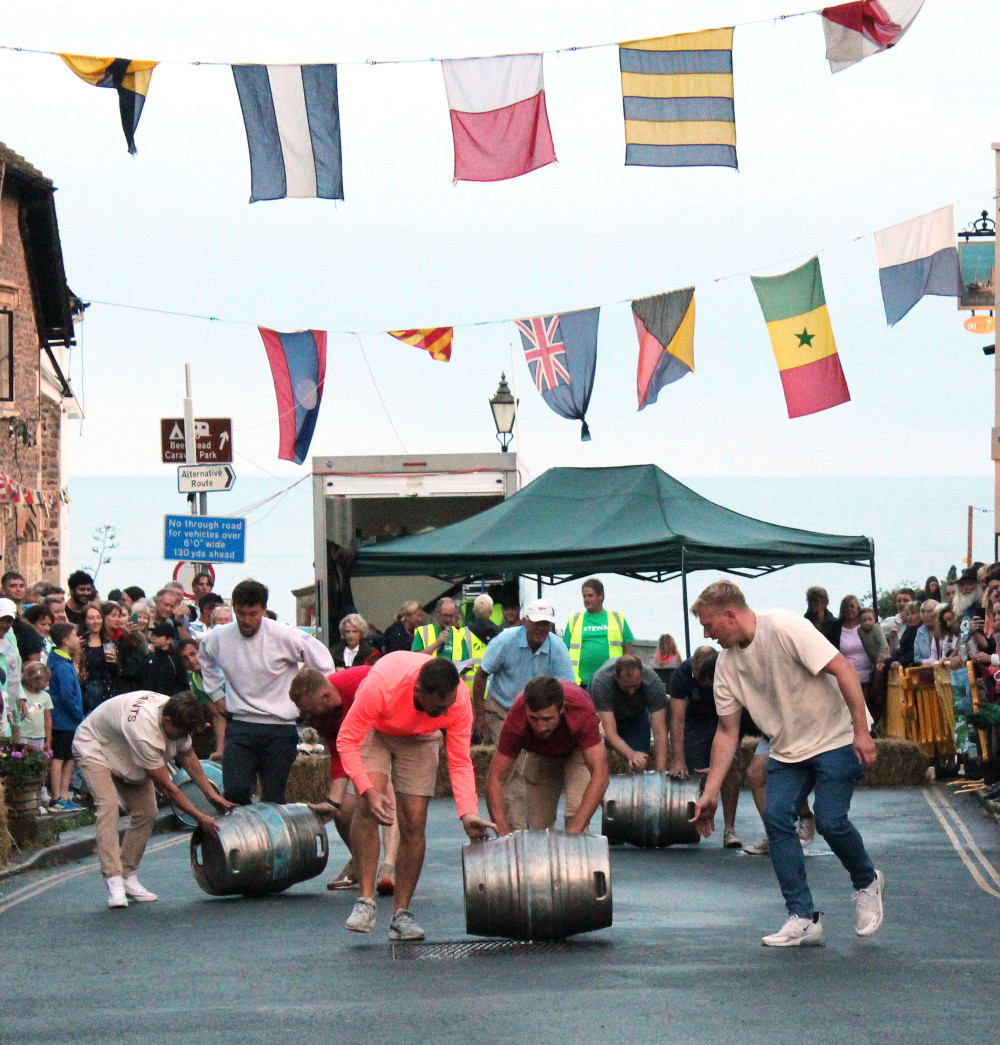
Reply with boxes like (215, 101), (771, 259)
(765, 744), (876, 917)
(223, 721), (299, 805)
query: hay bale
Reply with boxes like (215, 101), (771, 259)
(434, 744), (494, 797)
(0, 780), (11, 868)
(860, 737), (928, 788)
(285, 754), (332, 804)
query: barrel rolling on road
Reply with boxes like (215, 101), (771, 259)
(463, 829), (612, 941)
(602, 772), (702, 847)
(190, 803), (329, 896)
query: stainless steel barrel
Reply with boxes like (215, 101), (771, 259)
(601, 772), (702, 847)
(170, 760), (224, 829)
(463, 830), (612, 940)
(190, 803), (329, 896)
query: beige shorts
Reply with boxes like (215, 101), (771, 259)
(359, 728), (442, 797)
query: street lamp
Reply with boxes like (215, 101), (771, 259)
(489, 373), (516, 452)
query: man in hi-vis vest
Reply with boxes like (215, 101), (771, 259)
(411, 597), (470, 664)
(563, 578), (634, 686)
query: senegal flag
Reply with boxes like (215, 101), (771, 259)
(750, 256), (850, 419)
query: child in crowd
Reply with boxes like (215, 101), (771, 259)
(47, 620), (84, 811)
(18, 662), (53, 752)
(18, 662), (54, 808)
(137, 622), (188, 696)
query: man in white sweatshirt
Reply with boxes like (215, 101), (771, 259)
(199, 579), (334, 805)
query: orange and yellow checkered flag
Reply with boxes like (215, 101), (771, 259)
(387, 328), (453, 362)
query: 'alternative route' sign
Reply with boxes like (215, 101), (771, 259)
(177, 464), (236, 493)
(164, 514), (246, 563)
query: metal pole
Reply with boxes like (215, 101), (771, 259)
(994, 143), (1000, 560)
(869, 543), (878, 616)
(183, 365), (197, 517)
(968, 505), (974, 565)
(681, 546), (691, 658)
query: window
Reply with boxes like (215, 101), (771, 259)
(0, 311), (11, 400)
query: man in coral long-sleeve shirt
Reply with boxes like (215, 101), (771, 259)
(337, 651), (496, 940)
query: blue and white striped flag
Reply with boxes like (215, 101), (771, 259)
(232, 64), (344, 202)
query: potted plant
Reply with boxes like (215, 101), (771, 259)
(0, 739), (52, 817)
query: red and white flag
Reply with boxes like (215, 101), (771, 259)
(441, 54), (556, 182)
(821, 0), (924, 73)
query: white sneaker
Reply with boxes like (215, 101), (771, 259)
(723, 829), (742, 849)
(797, 815), (816, 846)
(345, 898), (377, 934)
(761, 914), (824, 947)
(854, 870), (885, 936)
(124, 875), (159, 902)
(743, 837), (770, 856)
(107, 876), (128, 909)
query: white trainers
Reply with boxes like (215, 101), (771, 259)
(124, 875), (159, 902)
(761, 914), (824, 947)
(797, 814), (816, 846)
(389, 908), (425, 941)
(107, 876), (128, 909)
(854, 870), (885, 936)
(723, 829), (742, 849)
(345, 898), (377, 934)
(743, 837), (770, 856)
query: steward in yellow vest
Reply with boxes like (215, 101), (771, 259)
(411, 597), (470, 662)
(563, 578), (634, 685)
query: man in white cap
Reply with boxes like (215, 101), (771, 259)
(471, 598), (575, 829)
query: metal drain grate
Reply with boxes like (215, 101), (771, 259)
(393, 940), (573, 960)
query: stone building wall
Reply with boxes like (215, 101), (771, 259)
(0, 189), (63, 584)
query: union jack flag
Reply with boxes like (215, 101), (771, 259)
(515, 316), (571, 393)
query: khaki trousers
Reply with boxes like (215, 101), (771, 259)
(522, 748), (591, 832)
(483, 696), (527, 831)
(78, 760), (157, 880)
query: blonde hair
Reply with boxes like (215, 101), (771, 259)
(656, 634), (679, 659)
(339, 613), (369, 641)
(691, 580), (747, 615)
(472, 594), (494, 619)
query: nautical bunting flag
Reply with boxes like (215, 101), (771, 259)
(60, 55), (158, 154)
(632, 288), (695, 410)
(750, 257), (850, 419)
(821, 0), (925, 73)
(619, 29), (736, 169)
(232, 65), (343, 202)
(514, 308), (599, 440)
(387, 328), (453, 362)
(258, 327), (328, 464)
(873, 205), (961, 325)
(441, 54), (556, 182)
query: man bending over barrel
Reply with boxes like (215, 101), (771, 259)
(72, 691), (237, 909)
(485, 677), (609, 836)
(336, 651), (496, 940)
(689, 581), (883, 947)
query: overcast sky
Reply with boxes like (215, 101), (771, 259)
(1, 0), (997, 492)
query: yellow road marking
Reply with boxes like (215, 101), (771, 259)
(0, 834), (188, 914)
(923, 788), (1000, 898)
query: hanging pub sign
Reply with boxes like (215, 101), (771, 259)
(957, 240), (995, 311)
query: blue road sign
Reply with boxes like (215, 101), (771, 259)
(164, 514), (246, 564)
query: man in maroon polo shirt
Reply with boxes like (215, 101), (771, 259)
(485, 675), (609, 835)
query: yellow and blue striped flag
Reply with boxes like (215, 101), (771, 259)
(619, 28), (736, 169)
(60, 55), (157, 154)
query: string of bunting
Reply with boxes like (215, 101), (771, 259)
(2, 3), (924, 188)
(0, 470), (70, 511)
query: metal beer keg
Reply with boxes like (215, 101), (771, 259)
(601, 772), (702, 847)
(463, 829), (613, 940)
(190, 803), (329, 896)
(169, 760), (224, 828)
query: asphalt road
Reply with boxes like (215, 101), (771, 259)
(3, 785), (999, 1045)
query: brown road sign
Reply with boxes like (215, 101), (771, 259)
(160, 418), (233, 464)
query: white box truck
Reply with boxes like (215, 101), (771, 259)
(311, 453), (519, 645)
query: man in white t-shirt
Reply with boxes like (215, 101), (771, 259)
(73, 690), (237, 909)
(689, 580), (883, 949)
